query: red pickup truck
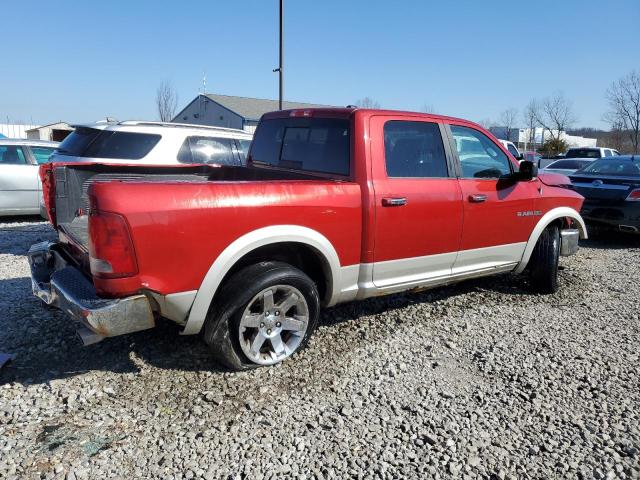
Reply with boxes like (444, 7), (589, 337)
(30, 108), (587, 370)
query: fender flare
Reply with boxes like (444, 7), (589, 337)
(181, 225), (341, 335)
(514, 207), (587, 274)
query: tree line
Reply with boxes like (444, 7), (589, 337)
(355, 69), (640, 155)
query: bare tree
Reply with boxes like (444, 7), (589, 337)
(156, 80), (178, 122)
(522, 99), (540, 148)
(533, 92), (577, 142)
(477, 118), (496, 129)
(523, 100), (539, 147)
(421, 103), (436, 114)
(355, 97), (381, 109)
(606, 70), (640, 153)
(499, 108), (518, 141)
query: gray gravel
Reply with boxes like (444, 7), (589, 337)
(1, 218), (639, 479)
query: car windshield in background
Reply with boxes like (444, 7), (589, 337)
(546, 159), (591, 170)
(565, 148), (601, 159)
(250, 118), (350, 176)
(56, 127), (102, 156)
(577, 159), (640, 176)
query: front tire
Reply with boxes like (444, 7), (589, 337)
(528, 224), (560, 294)
(203, 261), (320, 370)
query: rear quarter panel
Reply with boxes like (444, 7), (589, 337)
(88, 180), (362, 296)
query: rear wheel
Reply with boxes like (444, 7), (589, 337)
(528, 224), (560, 294)
(203, 261), (320, 370)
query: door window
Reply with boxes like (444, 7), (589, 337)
(451, 125), (512, 179)
(383, 121), (449, 177)
(178, 136), (237, 165)
(236, 139), (251, 164)
(0, 146), (27, 165)
(30, 146), (56, 164)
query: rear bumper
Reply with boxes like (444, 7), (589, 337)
(581, 203), (640, 233)
(28, 241), (155, 344)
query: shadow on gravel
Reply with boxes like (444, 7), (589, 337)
(1, 270), (534, 386)
(0, 220), (55, 255)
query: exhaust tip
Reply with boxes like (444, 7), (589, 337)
(76, 327), (105, 346)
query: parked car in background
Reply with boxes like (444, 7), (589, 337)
(540, 158), (594, 176)
(30, 107), (587, 370)
(498, 140), (523, 160)
(50, 121), (253, 166)
(0, 139), (58, 216)
(565, 147), (620, 159)
(569, 156), (640, 234)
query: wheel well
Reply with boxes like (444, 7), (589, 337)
(215, 242), (331, 305)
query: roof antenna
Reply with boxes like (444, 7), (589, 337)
(202, 71), (206, 94)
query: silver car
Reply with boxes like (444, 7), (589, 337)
(0, 139), (59, 216)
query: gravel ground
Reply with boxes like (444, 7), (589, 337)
(0, 218), (639, 480)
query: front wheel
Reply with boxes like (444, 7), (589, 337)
(203, 261), (320, 370)
(527, 224), (560, 294)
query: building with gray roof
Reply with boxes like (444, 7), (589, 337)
(172, 93), (333, 132)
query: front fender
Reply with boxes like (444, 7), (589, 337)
(514, 207), (587, 274)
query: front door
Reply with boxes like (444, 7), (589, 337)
(446, 123), (540, 274)
(371, 116), (463, 289)
(0, 145), (39, 214)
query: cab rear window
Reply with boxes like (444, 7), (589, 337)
(249, 118), (350, 176)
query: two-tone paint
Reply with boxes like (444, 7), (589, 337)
(38, 108), (587, 339)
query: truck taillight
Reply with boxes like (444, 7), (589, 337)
(89, 211), (138, 279)
(626, 189), (640, 201)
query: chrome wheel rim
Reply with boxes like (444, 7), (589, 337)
(238, 285), (309, 365)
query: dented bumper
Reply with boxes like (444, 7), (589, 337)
(28, 241), (155, 344)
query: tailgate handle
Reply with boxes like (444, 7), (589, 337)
(468, 194), (488, 203)
(382, 197), (407, 207)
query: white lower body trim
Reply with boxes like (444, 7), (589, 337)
(452, 242), (526, 275)
(334, 243), (525, 302)
(149, 290), (197, 325)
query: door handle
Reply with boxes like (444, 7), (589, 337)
(468, 194), (488, 203)
(382, 197), (407, 207)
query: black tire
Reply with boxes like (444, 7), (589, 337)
(528, 224), (560, 294)
(203, 261), (320, 370)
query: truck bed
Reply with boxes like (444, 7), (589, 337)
(50, 163), (338, 251)
(44, 163), (363, 298)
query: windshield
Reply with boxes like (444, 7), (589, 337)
(578, 159), (640, 176)
(565, 148), (601, 159)
(250, 117), (350, 176)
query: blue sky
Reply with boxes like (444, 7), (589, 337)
(2, 0), (638, 128)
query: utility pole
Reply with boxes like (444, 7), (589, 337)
(275, 0), (284, 109)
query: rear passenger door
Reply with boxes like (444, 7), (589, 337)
(446, 123), (539, 274)
(371, 116), (463, 289)
(0, 145), (39, 213)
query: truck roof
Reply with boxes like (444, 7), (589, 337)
(261, 107), (475, 126)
